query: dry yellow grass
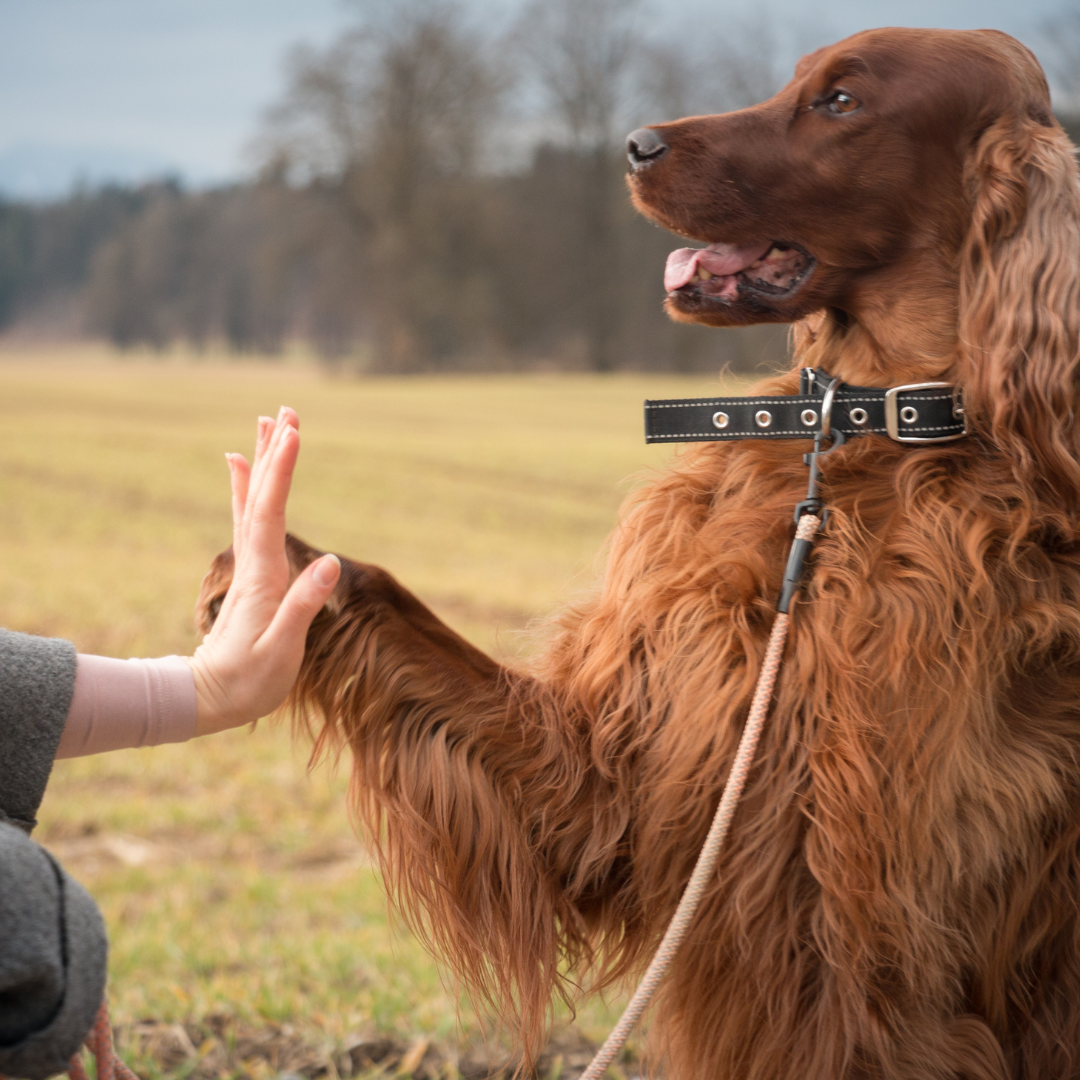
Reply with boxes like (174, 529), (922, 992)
(0, 345), (757, 1074)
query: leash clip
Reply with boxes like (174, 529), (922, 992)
(790, 421), (846, 527)
(779, 391), (846, 613)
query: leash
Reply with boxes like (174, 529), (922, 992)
(581, 509), (824, 1080)
(580, 369), (967, 1079)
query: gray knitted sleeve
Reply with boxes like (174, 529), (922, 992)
(0, 628), (77, 831)
(0, 629), (108, 1079)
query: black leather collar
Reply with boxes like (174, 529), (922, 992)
(645, 368), (968, 445)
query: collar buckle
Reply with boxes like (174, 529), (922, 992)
(883, 382), (969, 444)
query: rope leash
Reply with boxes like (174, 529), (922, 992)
(579, 512), (821, 1080)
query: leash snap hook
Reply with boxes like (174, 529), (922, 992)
(782, 411), (846, 614)
(795, 425), (845, 526)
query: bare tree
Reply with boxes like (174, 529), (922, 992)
(512, 0), (644, 372)
(636, 14), (792, 124)
(259, 0), (506, 369)
(515, 0), (642, 152)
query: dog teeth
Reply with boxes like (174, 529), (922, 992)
(697, 267), (713, 280)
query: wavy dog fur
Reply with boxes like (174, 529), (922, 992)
(199, 29), (1080, 1079)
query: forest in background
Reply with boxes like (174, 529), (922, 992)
(1, 0), (1078, 374)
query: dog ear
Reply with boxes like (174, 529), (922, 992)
(956, 103), (1080, 504)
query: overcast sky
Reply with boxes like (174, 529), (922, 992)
(0, 0), (1073, 197)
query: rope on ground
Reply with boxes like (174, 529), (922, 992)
(579, 512), (821, 1080)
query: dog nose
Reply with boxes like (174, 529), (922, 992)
(626, 128), (668, 169)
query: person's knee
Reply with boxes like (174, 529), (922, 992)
(0, 821), (107, 1080)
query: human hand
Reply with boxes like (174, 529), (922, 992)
(187, 408), (341, 736)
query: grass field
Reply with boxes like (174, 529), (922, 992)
(0, 346), (754, 1078)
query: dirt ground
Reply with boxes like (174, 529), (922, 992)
(114, 1016), (643, 1080)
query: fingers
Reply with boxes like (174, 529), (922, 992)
(266, 553), (341, 651)
(246, 409), (298, 526)
(228, 453), (251, 552)
(256, 414), (275, 456)
(245, 423), (300, 566)
(196, 408), (324, 735)
(236, 408), (300, 559)
(250, 415), (276, 481)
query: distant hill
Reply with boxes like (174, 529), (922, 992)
(0, 142), (181, 201)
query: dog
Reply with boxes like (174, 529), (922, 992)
(198, 28), (1080, 1080)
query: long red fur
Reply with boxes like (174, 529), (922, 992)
(198, 28), (1080, 1080)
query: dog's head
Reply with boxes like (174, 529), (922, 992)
(630, 27), (1080, 505)
(628, 28), (1050, 330)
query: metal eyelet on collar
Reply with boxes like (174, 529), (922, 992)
(849, 407), (868, 426)
(800, 409), (818, 427)
(712, 411), (729, 429)
(900, 406), (918, 424)
(755, 410), (773, 428)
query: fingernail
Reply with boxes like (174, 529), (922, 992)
(225, 452), (235, 470)
(277, 405), (286, 420)
(312, 553), (340, 587)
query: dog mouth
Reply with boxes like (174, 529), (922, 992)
(664, 241), (815, 305)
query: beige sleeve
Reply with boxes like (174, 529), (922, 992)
(56, 655), (197, 759)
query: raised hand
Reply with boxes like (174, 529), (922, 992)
(187, 408), (340, 736)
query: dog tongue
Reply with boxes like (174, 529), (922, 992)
(664, 242), (773, 292)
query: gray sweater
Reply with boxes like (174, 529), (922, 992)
(0, 629), (108, 1080)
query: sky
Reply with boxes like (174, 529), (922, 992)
(0, 0), (1074, 199)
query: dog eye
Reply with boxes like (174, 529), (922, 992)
(825, 91), (860, 114)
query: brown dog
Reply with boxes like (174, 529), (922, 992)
(198, 28), (1080, 1080)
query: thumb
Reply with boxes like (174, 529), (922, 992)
(268, 553), (341, 648)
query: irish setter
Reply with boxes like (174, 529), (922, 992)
(198, 28), (1080, 1080)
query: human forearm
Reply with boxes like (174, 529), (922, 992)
(55, 654), (197, 759)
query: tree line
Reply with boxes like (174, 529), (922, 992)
(2, 0), (1077, 373)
